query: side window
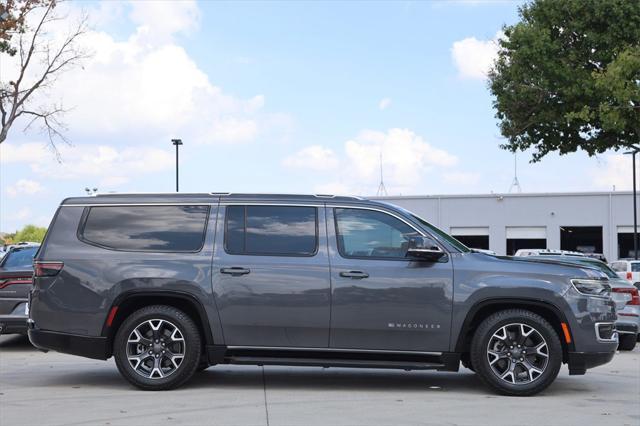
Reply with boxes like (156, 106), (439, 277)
(224, 205), (318, 256)
(80, 205), (209, 252)
(334, 208), (419, 259)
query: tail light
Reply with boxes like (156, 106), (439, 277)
(626, 272), (633, 280)
(33, 261), (64, 277)
(0, 276), (33, 289)
(612, 287), (640, 306)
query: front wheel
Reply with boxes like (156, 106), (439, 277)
(470, 309), (562, 396)
(114, 305), (202, 390)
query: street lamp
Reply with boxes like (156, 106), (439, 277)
(624, 146), (640, 260)
(171, 139), (183, 192)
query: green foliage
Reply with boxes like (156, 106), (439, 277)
(13, 224), (47, 243)
(489, 0), (640, 162)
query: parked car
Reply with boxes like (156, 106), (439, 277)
(514, 249), (585, 257)
(0, 244), (40, 335)
(29, 193), (618, 396)
(610, 259), (640, 290)
(526, 255), (639, 350)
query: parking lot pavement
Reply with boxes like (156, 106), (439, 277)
(0, 335), (638, 426)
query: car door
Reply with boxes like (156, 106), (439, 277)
(328, 206), (454, 352)
(212, 203), (331, 348)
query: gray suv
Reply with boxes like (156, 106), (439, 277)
(28, 193), (618, 396)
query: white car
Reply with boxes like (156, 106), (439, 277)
(514, 249), (585, 257)
(610, 259), (640, 290)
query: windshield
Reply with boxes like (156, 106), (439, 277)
(586, 262), (619, 279)
(1, 246), (38, 269)
(396, 209), (471, 253)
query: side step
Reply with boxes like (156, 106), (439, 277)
(225, 356), (445, 370)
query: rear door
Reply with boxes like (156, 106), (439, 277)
(212, 203), (331, 348)
(327, 206), (454, 352)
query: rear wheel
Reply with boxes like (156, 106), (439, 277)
(618, 334), (637, 351)
(471, 309), (562, 396)
(114, 305), (202, 390)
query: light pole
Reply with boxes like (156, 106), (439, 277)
(171, 139), (183, 192)
(625, 147), (640, 260)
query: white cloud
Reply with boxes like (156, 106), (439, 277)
(128, 0), (200, 44)
(590, 154), (638, 191)
(2, 1), (287, 147)
(6, 179), (44, 197)
(2, 141), (173, 189)
(283, 145), (339, 171)
(378, 98), (392, 110)
(451, 32), (501, 79)
(287, 128), (459, 195)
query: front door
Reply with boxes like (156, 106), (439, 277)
(212, 204), (331, 348)
(328, 206), (454, 352)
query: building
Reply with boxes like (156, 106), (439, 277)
(376, 191), (639, 261)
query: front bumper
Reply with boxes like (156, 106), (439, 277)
(567, 351), (616, 375)
(28, 324), (109, 360)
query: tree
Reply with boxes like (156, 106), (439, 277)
(489, 0), (640, 162)
(0, 0), (88, 151)
(12, 224), (47, 243)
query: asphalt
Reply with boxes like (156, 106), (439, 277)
(0, 334), (638, 426)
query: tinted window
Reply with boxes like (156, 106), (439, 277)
(334, 208), (419, 259)
(225, 205), (317, 256)
(1, 246), (38, 268)
(81, 205), (209, 252)
(632, 263), (640, 272)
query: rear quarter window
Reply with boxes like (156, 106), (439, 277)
(79, 205), (209, 252)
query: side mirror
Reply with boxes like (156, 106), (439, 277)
(406, 236), (445, 262)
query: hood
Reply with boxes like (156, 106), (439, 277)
(474, 253), (609, 280)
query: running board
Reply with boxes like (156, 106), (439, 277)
(224, 355), (446, 370)
(210, 347), (460, 372)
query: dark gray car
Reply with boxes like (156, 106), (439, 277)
(28, 193), (618, 396)
(0, 244), (39, 335)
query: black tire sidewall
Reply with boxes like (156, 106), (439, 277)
(113, 305), (202, 390)
(471, 309), (562, 396)
(618, 334), (637, 351)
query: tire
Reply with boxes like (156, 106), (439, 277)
(470, 309), (562, 396)
(113, 305), (202, 390)
(618, 334), (637, 351)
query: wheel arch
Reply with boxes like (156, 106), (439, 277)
(102, 290), (215, 358)
(455, 298), (575, 362)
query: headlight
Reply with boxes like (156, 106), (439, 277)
(571, 279), (611, 298)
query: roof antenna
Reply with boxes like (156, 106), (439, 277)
(508, 152), (522, 193)
(376, 150), (388, 196)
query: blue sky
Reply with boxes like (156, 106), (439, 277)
(0, 0), (634, 232)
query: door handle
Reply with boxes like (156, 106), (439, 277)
(220, 267), (251, 276)
(339, 270), (369, 279)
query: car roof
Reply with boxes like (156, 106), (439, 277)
(60, 192), (374, 205)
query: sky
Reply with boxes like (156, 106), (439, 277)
(0, 0), (636, 232)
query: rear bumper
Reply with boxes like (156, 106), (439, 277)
(28, 325), (109, 360)
(567, 350), (616, 375)
(0, 314), (28, 335)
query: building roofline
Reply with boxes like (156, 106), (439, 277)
(371, 190), (635, 200)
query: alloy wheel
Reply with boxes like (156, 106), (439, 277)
(126, 319), (186, 379)
(486, 322), (549, 385)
